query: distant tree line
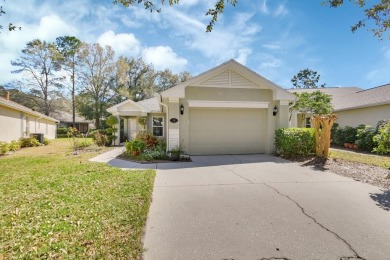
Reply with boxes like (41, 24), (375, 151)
(6, 36), (191, 128)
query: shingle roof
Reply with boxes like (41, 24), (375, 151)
(0, 96), (59, 122)
(51, 110), (93, 123)
(137, 97), (161, 112)
(336, 84), (390, 111)
(287, 84), (390, 111)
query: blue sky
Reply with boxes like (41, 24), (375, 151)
(1, 0), (389, 89)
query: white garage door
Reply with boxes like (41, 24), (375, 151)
(189, 108), (266, 155)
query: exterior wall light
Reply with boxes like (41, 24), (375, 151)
(180, 104), (184, 115)
(273, 105), (278, 116)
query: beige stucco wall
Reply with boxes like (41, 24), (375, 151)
(0, 105), (23, 142)
(185, 87), (273, 102)
(336, 104), (390, 127)
(0, 105), (57, 142)
(172, 87), (278, 154)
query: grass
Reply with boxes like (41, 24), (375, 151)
(0, 139), (156, 259)
(329, 149), (390, 169)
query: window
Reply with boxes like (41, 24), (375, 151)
(305, 117), (311, 128)
(152, 117), (164, 137)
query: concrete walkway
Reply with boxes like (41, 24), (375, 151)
(89, 147), (201, 169)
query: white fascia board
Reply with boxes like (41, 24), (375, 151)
(188, 100), (269, 109)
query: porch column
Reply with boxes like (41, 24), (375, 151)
(115, 115), (120, 145)
(168, 98), (180, 150)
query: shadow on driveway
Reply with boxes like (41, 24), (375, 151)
(370, 190), (390, 211)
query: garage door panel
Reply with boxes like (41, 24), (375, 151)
(189, 108), (266, 155)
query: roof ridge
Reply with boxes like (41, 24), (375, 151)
(356, 83), (390, 93)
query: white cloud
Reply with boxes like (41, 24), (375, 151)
(260, 0), (269, 15)
(97, 30), (141, 57)
(0, 14), (77, 84)
(142, 46), (188, 72)
(161, 8), (259, 64)
(259, 53), (283, 69)
(262, 43), (282, 50)
(274, 5), (289, 17)
(235, 48), (252, 65)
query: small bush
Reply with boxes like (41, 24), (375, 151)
(136, 131), (158, 149)
(57, 134), (68, 138)
(9, 140), (21, 151)
(275, 128), (315, 158)
(375, 119), (390, 133)
(0, 142), (10, 155)
(74, 139), (94, 149)
(333, 126), (358, 145)
(19, 137), (41, 148)
(43, 138), (50, 145)
(126, 139), (146, 156)
(373, 121), (390, 154)
(57, 127), (68, 135)
(139, 142), (167, 161)
(355, 125), (375, 152)
(92, 130), (110, 147)
(330, 123), (339, 143)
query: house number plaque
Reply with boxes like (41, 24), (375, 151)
(170, 118), (178, 123)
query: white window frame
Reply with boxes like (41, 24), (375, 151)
(152, 116), (164, 137)
(305, 117), (311, 128)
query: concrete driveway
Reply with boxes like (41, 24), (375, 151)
(142, 154), (390, 260)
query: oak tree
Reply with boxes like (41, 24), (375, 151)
(11, 39), (63, 115)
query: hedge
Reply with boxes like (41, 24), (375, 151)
(275, 128), (316, 158)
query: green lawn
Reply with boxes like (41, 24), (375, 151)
(329, 149), (390, 169)
(0, 139), (156, 259)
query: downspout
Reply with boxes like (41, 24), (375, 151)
(157, 93), (169, 152)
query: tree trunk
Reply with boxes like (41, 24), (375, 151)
(72, 64), (76, 128)
(312, 114), (337, 158)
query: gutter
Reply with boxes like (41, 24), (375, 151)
(157, 93), (169, 152)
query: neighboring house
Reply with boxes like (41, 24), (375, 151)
(0, 92), (59, 142)
(289, 84), (390, 128)
(107, 59), (295, 155)
(52, 110), (95, 133)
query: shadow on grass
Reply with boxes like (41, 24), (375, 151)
(370, 190), (390, 211)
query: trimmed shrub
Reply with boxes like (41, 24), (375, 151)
(9, 140), (21, 151)
(0, 142), (10, 155)
(355, 125), (375, 152)
(373, 121), (390, 154)
(19, 137), (41, 148)
(333, 126), (358, 145)
(275, 128), (316, 158)
(330, 122), (339, 143)
(57, 127), (68, 135)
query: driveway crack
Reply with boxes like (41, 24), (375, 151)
(263, 183), (366, 260)
(221, 165), (254, 184)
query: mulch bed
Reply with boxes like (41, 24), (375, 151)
(293, 156), (390, 190)
(117, 153), (192, 164)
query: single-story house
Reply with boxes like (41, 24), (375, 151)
(289, 84), (390, 128)
(52, 110), (95, 133)
(107, 59), (295, 155)
(0, 92), (59, 142)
